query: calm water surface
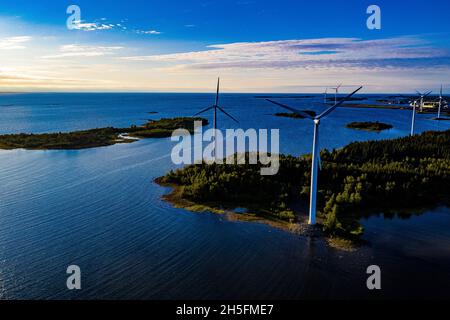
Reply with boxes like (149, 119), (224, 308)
(0, 93), (449, 299)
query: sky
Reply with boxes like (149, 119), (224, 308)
(0, 0), (449, 93)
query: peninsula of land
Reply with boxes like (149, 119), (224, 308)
(0, 117), (208, 150)
(156, 129), (450, 249)
(274, 111), (317, 119)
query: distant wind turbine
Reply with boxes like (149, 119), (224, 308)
(437, 85), (444, 120)
(415, 90), (432, 113)
(331, 84), (342, 104)
(323, 88), (328, 104)
(410, 90), (432, 136)
(266, 86), (363, 225)
(410, 99), (418, 136)
(193, 78), (239, 160)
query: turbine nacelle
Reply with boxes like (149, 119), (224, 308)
(193, 78), (239, 160)
(193, 78), (239, 124)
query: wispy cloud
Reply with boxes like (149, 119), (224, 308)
(71, 18), (128, 32)
(135, 29), (163, 35)
(72, 20), (115, 31)
(42, 44), (123, 59)
(69, 16), (163, 36)
(0, 36), (32, 50)
(121, 37), (449, 71)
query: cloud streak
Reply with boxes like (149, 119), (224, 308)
(0, 36), (32, 50)
(71, 19), (125, 32)
(121, 37), (450, 71)
(42, 44), (123, 59)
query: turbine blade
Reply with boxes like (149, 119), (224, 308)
(423, 91), (433, 98)
(316, 86), (363, 119)
(416, 90), (422, 96)
(193, 106), (214, 116)
(215, 77), (220, 106)
(217, 105), (239, 123)
(265, 99), (315, 120)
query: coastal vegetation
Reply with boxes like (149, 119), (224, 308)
(0, 117), (208, 150)
(128, 117), (207, 138)
(274, 111), (316, 119)
(157, 129), (450, 242)
(346, 121), (393, 132)
(341, 103), (450, 115)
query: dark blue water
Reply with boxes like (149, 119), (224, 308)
(0, 93), (449, 299)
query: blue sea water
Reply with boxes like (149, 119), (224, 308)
(0, 93), (449, 299)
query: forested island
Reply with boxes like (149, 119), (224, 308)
(157, 129), (450, 248)
(274, 111), (316, 119)
(0, 117), (207, 150)
(346, 121), (393, 132)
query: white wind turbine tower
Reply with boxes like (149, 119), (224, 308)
(416, 90), (432, 113)
(331, 84), (342, 104)
(437, 85), (444, 120)
(410, 98), (418, 136)
(266, 86), (363, 225)
(323, 88), (328, 104)
(193, 78), (239, 160)
(410, 90), (432, 136)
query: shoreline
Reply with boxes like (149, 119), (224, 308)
(155, 180), (359, 251)
(154, 129), (450, 252)
(342, 103), (450, 115)
(0, 117), (208, 150)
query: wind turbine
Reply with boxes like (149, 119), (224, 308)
(410, 98), (418, 136)
(323, 88), (328, 104)
(410, 90), (432, 136)
(193, 78), (238, 160)
(331, 84), (342, 104)
(437, 85), (444, 119)
(415, 90), (432, 113)
(266, 86), (363, 225)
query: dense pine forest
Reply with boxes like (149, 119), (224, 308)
(158, 129), (450, 238)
